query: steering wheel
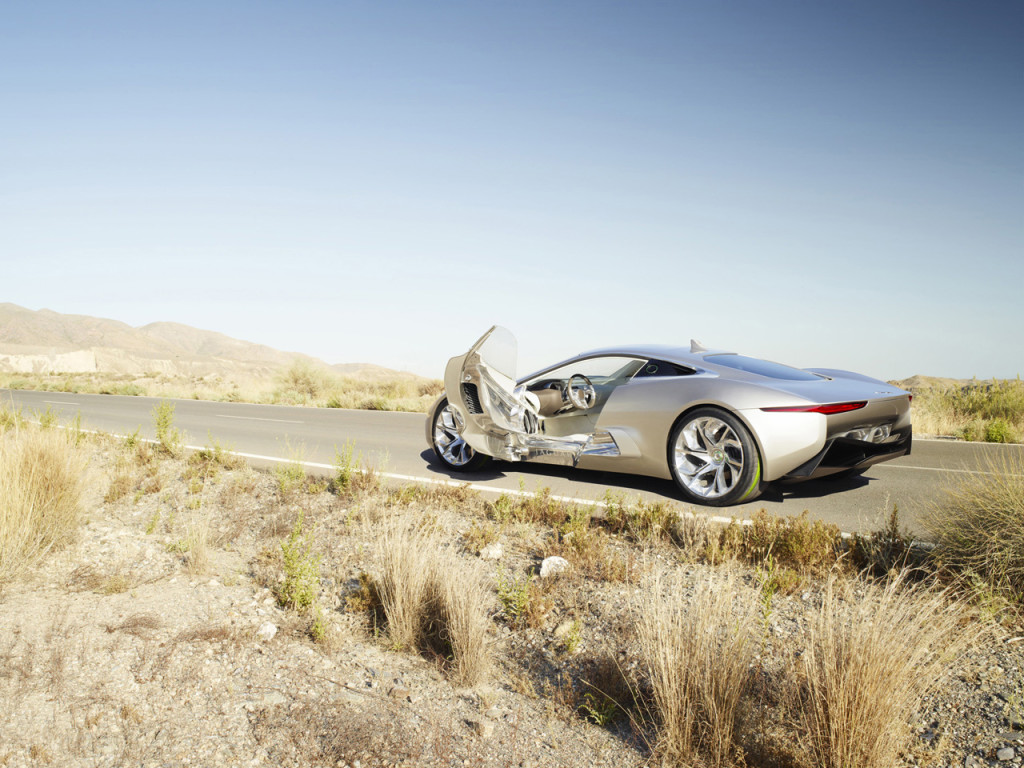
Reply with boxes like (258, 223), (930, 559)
(566, 373), (597, 410)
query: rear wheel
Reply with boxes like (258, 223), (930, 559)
(430, 398), (491, 472)
(668, 407), (762, 506)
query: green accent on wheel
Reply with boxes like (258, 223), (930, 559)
(739, 456), (761, 501)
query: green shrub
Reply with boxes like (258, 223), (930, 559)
(152, 401), (182, 455)
(985, 418), (1017, 444)
(495, 566), (531, 628)
(332, 441), (357, 493)
(602, 492), (676, 543)
(276, 512), (321, 613)
(273, 360), (337, 403)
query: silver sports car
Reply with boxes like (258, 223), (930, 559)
(426, 326), (912, 506)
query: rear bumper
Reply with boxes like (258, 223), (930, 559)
(782, 427), (912, 480)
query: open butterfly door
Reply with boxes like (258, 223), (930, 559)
(443, 326), (615, 465)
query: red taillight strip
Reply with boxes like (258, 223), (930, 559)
(760, 401), (867, 415)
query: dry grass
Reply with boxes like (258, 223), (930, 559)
(1, 363), (445, 413)
(791, 574), (974, 768)
(67, 563), (138, 595)
(374, 521), (492, 685)
(105, 613), (163, 637)
(184, 514), (211, 575)
(636, 571), (758, 768)
(921, 452), (1024, 613)
(0, 423), (86, 583)
(910, 378), (1024, 442)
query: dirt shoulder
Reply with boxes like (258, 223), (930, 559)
(1, 436), (1021, 767)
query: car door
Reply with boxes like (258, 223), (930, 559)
(443, 327), (641, 466)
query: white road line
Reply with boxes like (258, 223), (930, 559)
(875, 464), (1022, 477)
(44, 400), (80, 405)
(220, 449), (756, 528)
(215, 414), (304, 424)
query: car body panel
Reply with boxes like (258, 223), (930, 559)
(432, 326), (912, 501)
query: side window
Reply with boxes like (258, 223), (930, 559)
(632, 359), (695, 379)
(525, 356), (645, 386)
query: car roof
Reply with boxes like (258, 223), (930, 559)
(570, 343), (734, 368)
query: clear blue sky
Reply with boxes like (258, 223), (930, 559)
(2, 1), (1021, 379)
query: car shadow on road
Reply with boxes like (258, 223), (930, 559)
(419, 449), (679, 497)
(418, 449), (878, 509)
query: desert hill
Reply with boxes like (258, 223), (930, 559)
(0, 304), (388, 379)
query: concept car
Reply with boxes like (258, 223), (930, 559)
(426, 326), (912, 506)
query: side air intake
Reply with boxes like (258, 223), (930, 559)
(462, 383), (483, 414)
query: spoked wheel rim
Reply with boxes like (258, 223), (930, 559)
(673, 415), (745, 500)
(434, 403), (476, 467)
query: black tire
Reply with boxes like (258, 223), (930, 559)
(429, 397), (491, 472)
(667, 407), (763, 506)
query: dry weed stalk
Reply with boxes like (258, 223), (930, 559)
(375, 520), (491, 685)
(922, 451), (1024, 602)
(0, 425), (86, 582)
(793, 574), (974, 768)
(636, 570), (757, 767)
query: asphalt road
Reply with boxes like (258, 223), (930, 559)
(4, 388), (1022, 535)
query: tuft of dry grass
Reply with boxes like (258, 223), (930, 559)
(1, 424), (86, 583)
(105, 613), (163, 637)
(791, 574), (974, 768)
(184, 514), (211, 575)
(921, 452), (1024, 611)
(636, 571), (758, 768)
(374, 521), (492, 685)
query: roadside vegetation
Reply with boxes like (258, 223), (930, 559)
(909, 377), (1024, 443)
(0, 411), (87, 583)
(2, 398), (1021, 767)
(4, 367), (1022, 437)
(0, 358), (444, 413)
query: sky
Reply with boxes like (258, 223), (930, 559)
(1, 0), (1021, 380)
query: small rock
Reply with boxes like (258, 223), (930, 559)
(261, 691), (287, 706)
(388, 686), (411, 700)
(479, 542), (503, 560)
(553, 620), (575, 639)
(997, 731), (1024, 742)
(996, 747), (1015, 762)
(256, 622), (277, 642)
(468, 718), (495, 739)
(539, 556), (570, 578)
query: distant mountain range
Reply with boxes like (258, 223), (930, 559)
(0, 303), (395, 379)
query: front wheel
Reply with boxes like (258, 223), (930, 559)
(430, 398), (491, 472)
(668, 407), (762, 506)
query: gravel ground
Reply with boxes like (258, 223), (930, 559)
(0, 437), (1021, 768)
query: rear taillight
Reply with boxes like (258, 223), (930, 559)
(760, 401), (867, 415)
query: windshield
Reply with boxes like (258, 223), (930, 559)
(705, 354), (823, 381)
